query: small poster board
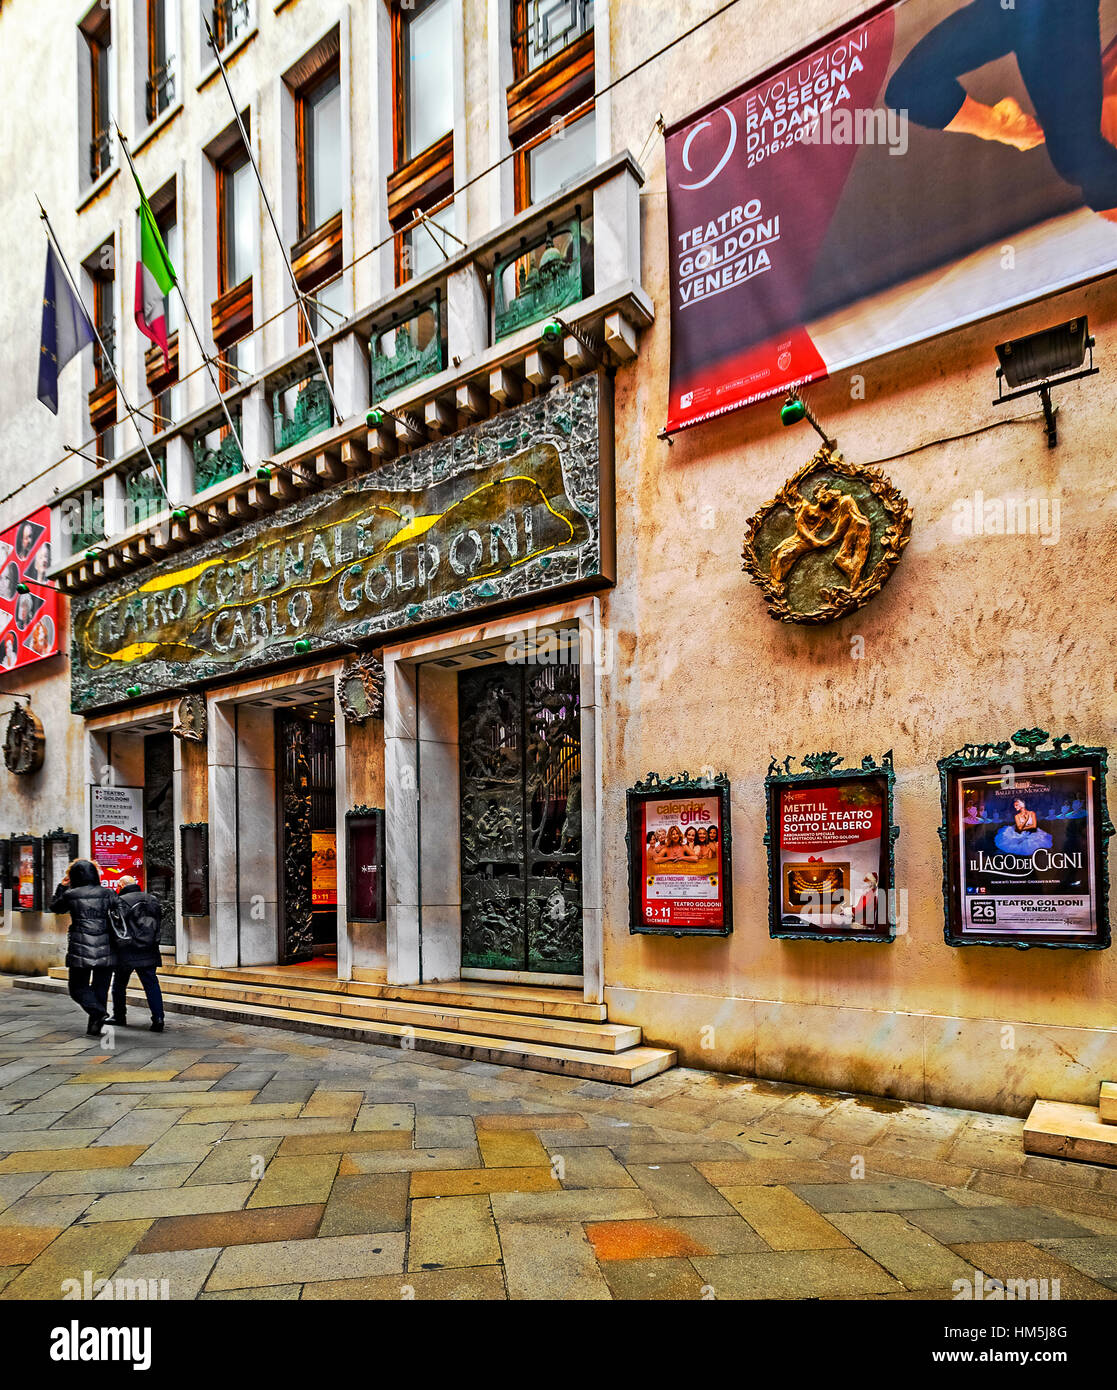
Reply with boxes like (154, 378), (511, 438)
(10, 834), (42, 912)
(765, 753), (899, 942)
(44, 831), (79, 899)
(180, 823), (210, 917)
(626, 774), (732, 936)
(939, 731), (1112, 950)
(346, 808), (385, 923)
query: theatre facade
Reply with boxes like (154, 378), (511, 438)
(1, 0), (1115, 1116)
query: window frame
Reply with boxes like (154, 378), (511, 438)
(212, 0), (252, 52)
(296, 62), (342, 242)
(146, 0), (175, 124)
(507, 7), (595, 212)
(213, 142), (255, 387)
(85, 7), (113, 182)
(216, 144), (252, 295)
(390, 0), (455, 171)
(511, 0), (594, 83)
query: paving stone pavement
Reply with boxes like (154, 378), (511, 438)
(0, 978), (1116, 1301)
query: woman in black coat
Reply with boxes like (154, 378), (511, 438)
(50, 859), (118, 1036)
(110, 877), (166, 1032)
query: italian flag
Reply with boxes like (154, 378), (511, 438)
(132, 171), (176, 370)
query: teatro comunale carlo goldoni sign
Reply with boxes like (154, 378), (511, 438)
(71, 373), (614, 712)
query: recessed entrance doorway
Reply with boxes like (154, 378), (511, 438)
(276, 695), (337, 968)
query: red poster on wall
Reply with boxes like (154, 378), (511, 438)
(16, 841), (38, 910)
(90, 785), (145, 889)
(666, 0), (1117, 432)
(0, 506), (59, 672)
(777, 779), (885, 932)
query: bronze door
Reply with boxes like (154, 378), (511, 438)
(143, 732), (175, 947)
(459, 661), (582, 975)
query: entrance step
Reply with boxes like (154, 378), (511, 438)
(42, 969), (639, 1053)
(1024, 1098), (1117, 1168)
(17, 973), (676, 1086)
(157, 964), (608, 1023)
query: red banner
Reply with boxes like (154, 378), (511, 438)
(666, 0), (1117, 432)
(0, 506), (59, 671)
(90, 785), (146, 890)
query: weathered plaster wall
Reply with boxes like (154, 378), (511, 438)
(599, 0), (1117, 1114)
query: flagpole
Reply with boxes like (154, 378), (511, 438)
(114, 125), (249, 472)
(37, 200), (176, 516)
(203, 16), (343, 425)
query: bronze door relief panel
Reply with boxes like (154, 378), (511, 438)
(459, 661), (582, 975)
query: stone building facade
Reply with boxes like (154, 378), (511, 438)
(0, 0), (1113, 1116)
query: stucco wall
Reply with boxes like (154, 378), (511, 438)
(599, 0), (1117, 1115)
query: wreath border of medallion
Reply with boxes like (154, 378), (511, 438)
(338, 652), (385, 725)
(742, 444), (913, 625)
(3, 703), (45, 775)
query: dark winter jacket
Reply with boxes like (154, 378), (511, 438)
(114, 883), (163, 969)
(50, 860), (118, 970)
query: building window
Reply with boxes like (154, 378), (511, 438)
(213, 140), (255, 389)
(82, 6), (113, 183)
(85, 240), (118, 465)
(528, 109), (595, 203)
(218, 147), (254, 293)
(146, 0), (176, 123)
(508, 0), (595, 210)
(90, 259), (116, 388)
(402, 201), (458, 283)
(513, 0), (593, 75)
(393, 0), (453, 166)
(298, 68), (342, 239)
(212, 0), (251, 51)
(388, 0), (456, 285)
(288, 39), (344, 343)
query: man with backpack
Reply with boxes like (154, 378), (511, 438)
(109, 876), (166, 1033)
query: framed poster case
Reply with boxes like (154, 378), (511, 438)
(765, 751), (899, 942)
(180, 823), (210, 917)
(938, 729), (1112, 950)
(626, 773), (733, 936)
(0, 838), (8, 893)
(346, 807), (385, 923)
(10, 834), (42, 912)
(43, 830), (78, 898)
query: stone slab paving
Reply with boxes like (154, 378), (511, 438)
(0, 979), (1116, 1300)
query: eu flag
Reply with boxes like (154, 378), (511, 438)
(38, 241), (94, 414)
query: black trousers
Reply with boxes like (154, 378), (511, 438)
(67, 967), (113, 1023)
(112, 965), (165, 1022)
(886, 0), (1117, 210)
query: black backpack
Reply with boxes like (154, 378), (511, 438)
(106, 893), (132, 945)
(120, 893), (160, 951)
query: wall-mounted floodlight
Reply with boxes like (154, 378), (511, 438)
(994, 318), (1097, 448)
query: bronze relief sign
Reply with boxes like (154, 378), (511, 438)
(71, 374), (612, 712)
(742, 444), (912, 624)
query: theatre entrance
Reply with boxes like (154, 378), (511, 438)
(276, 696), (337, 967)
(458, 659), (583, 977)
